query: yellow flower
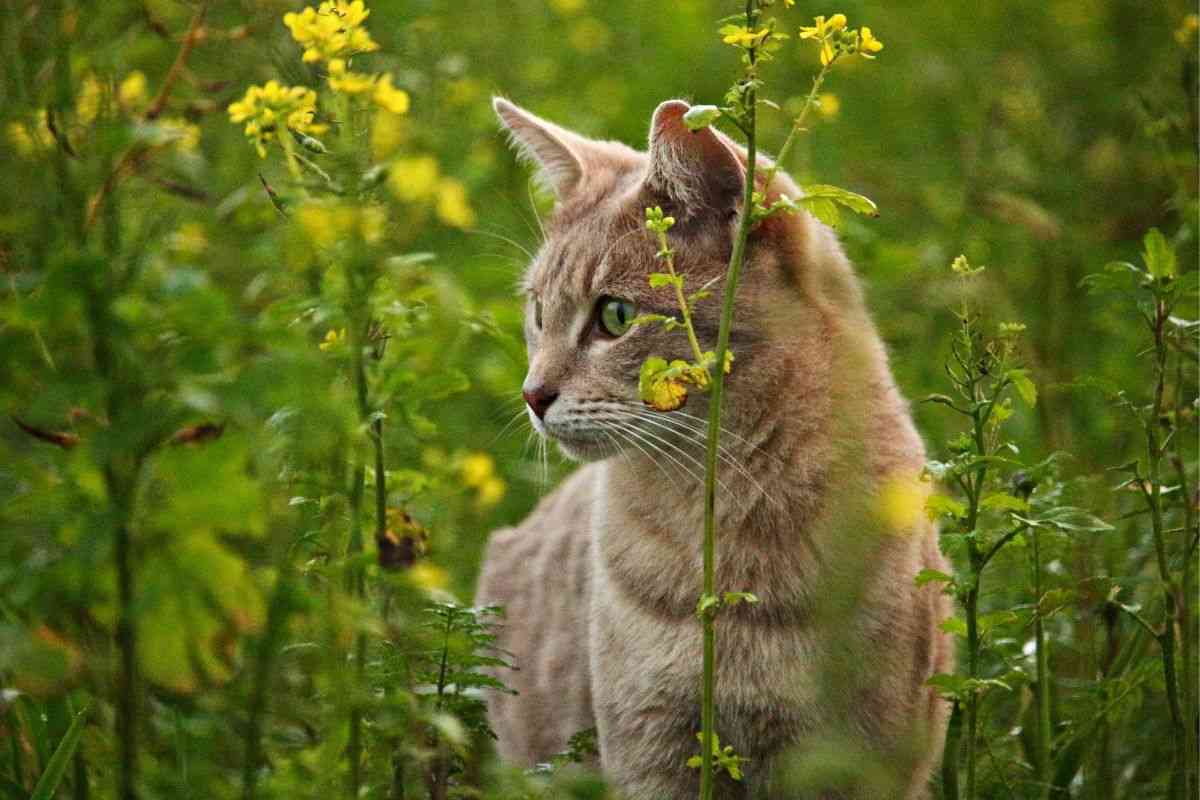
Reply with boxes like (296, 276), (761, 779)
(820, 40), (836, 66)
(119, 71), (148, 110)
(387, 155), (440, 203)
(318, 328), (347, 351)
(858, 26), (883, 57)
(371, 108), (405, 160)
(227, 81), (324, 158)
(284, 1), (379, 64)
(816, 92), (840, 119)
(1176, 14), (1199, 45)
(327, 58), (375, 94)
(721, 25), (769, 48)
(549, 0), (585, 14)
(460, 453), (494, 488)
(76, 74), (103, 125)
(170, 223), (208, 256)
(408, 562), (449, 593)
(159, 116), (201, 151)
(799, 14), (846, 40)
(435, 178), (476, 229)
(360, 206), (387, 244)
(7, 112), (53, 158)
(372, 73), (410, 114)
(477, 476), (506, 509)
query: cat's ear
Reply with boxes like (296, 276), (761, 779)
(646, 100), (744, 220)
(493, 97), (596, 199)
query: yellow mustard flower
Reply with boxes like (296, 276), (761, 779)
(327, 58), (375, 94)
(372, 73), (410, 114)
(371, 108), (405, 160)
(360, 206), (387, 244)
(799, 14), (846, 40)
(549, 0), (585, 14)
(1176, 14), (1199, 45)
(387, 155), (440, 203)
(460, 452), (494, 488)
(477, 476), (506, 509)
(820, 40), (836, 66)
(816, 92), (840, 119)
(118, 71), (148, 110)
(721, 25), (770, 47)
(7, 112), (53, 158)
(435, 178), (476, 229)
(297, 202), (358, 247)
(284, 1), (379, 64)
(318, 327), (347, 351)
(408, 562), (449, 593)
(858, 26), (883, 57)
(228, 81), (324, 158)
(76, 74), (103, 125)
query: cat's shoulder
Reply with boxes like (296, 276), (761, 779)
(475, 462), (602, 605)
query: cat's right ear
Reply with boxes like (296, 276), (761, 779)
(493, 97), (591, 199)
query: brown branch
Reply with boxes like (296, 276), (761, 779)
(12, 416), (80, 449)
(146, 4), (209, 121)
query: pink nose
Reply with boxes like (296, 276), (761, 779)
(523, 387), (559, 419)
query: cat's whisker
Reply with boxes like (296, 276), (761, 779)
(645, 405), (790, 471)
(607, 419), (722, 500)
(524, 179), (548, 244)
(613, 417), (743, 508)
(466, 227), (536, 262)
(489, 407), (532, 447)
(625, 409), (779, 511)
(603, 422), (687, 494)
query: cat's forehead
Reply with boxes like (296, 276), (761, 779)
(524, 205), (652, 301)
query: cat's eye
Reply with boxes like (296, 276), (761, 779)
(597, 296), (637, 337)
(533, 297), (543, 329)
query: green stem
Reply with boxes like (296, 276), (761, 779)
(346, 316), (371, 798)
(760, 59), (833, 193)
(655, 229), (706, 365)
(1031, 529), (1051, 799)
(941, 700), (961, 800)
(700, 5), (759, 798)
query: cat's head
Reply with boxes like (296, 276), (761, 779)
(496, 98), (846, 462)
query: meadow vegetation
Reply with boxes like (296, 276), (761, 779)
(0, 1), (1196, 798)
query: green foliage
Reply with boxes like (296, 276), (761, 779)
(0, 1), (1195, 799)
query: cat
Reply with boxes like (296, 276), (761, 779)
(475, 97), (954, 800)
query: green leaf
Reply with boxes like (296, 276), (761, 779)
(649, 272), (681, 289)
(682, 105), (722, 131)
(30, 705), (88, 800)
(800, 184), (879, 218)
(925, 494), (966, 521)
(980, 493), (1030, 513)
(797, 196), (840, 228)
(722, 591), (760, 606)
(1006, 369), (1038, 407)
(1142, 228), (1176, 279)
(914, 569), (955, 588)
(926, 672), (966, 699)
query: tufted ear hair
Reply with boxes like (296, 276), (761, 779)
(493, 97), (602, 199)
(645, 100), (745, 221)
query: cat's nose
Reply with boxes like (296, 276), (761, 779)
(522, 386), (559, 420)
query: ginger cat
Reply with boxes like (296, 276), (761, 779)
(475, 97), (953, 799)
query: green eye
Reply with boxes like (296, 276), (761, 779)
(598, 296), (637, 337)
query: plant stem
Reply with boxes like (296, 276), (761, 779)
(700, 4), (759, 798)
(941, 700), (961, 800)
(654, 229), (705, 365)
(346, 315), (371, 799)
(1143, 298), (1188, 799)
(1031, 529), (1051, 799)
(760, 59), (833, 193)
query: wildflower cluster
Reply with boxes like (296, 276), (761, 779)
(283, 0), (378, 63)
(227, 81), (325, 158)
(798, 13), (883, 66)
(635, 207), (730, 411)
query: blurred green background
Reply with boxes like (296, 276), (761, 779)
(0, 0), (1195, 797)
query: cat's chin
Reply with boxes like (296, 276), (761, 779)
(550, 435), (610, 463)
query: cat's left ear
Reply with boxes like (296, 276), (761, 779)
(645, 100), (744, 221)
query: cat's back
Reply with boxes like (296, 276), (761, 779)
(475, 462), (601, 764)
